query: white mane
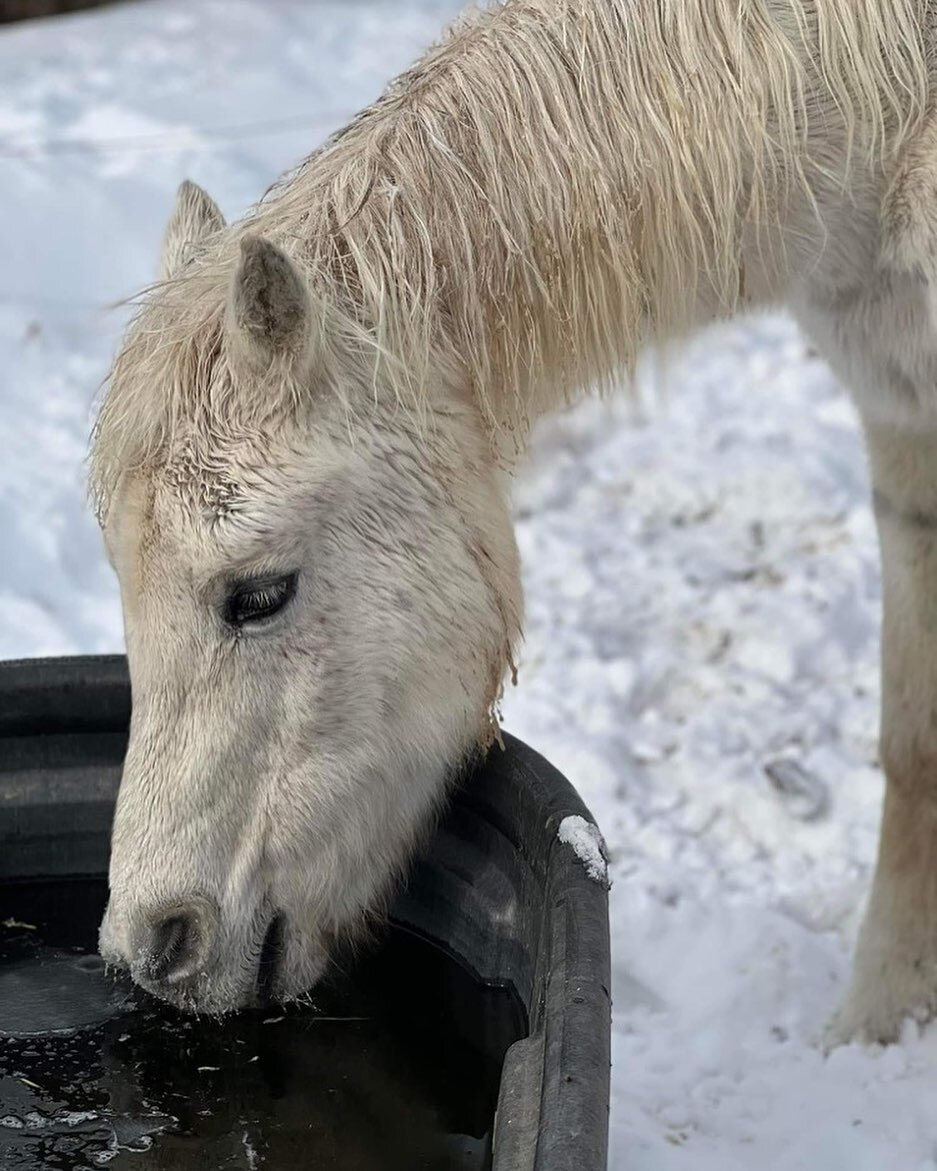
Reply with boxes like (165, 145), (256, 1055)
(90, 0), (929, 513)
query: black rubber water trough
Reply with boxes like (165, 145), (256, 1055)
(0, 656), (610, 1170)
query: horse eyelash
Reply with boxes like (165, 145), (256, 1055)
(223, 571), (299, 628)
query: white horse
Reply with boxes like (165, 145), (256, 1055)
(93, 0), (937, 1042)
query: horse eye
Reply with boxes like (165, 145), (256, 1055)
(224, 572), (298, 628)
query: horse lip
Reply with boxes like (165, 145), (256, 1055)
(255, 914), (286, 1003)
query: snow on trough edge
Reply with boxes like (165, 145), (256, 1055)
(558, 815), (610, 886)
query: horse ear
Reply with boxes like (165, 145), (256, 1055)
(225, 235), (316, 377)
(159, 180), (225, 280)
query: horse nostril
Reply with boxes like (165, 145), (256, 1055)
(146, 915), (190, 982)
(139, 899), (218, 986)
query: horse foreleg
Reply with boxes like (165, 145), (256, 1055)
(833, 420), (937, 1043)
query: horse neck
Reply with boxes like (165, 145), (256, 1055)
(275, 0), (928, 447)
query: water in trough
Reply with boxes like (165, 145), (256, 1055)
(0, 877), (525, 1170)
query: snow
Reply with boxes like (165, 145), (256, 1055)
(558, 815), (609, 886)
(1, 1), (936, 1167)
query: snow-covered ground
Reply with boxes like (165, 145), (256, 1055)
(2, 1), (936, 1167)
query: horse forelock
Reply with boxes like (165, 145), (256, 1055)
(89, 252), (320, 526)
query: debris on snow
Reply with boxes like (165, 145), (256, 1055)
(764, 756), (830, 821)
